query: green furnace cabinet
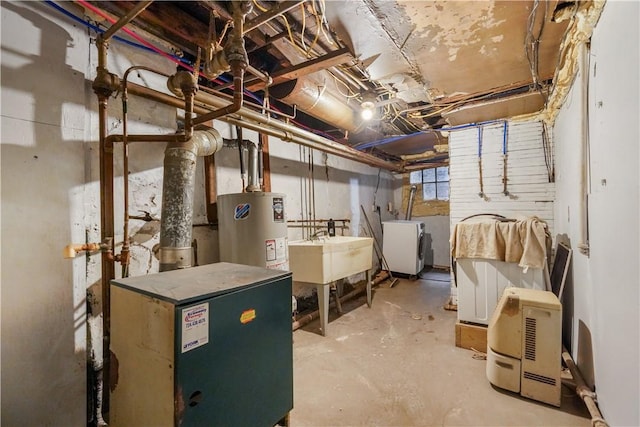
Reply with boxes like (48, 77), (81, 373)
(110, 262), (293, 427)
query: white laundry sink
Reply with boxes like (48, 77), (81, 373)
(288, 236), (373, 284)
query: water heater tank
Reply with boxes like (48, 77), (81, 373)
(218, 192), (289, 271)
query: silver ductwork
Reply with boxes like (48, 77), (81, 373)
(159, 129), (224, 271)
(246, 140), (261, 192)
(405, 184), (417, 220)
(270, 72), (366, 134)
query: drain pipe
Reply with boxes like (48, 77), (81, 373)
(405, 184), (417, 220)
(159, 129), (224, 271)
(561, 348), (609, 427)
(292, 271), (389, 331)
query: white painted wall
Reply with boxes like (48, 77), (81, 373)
(449, 120), (555, 232)
(0, 3), (395, 424)
(1, 2), (89, 424)
(553, 2), (639, 425)
(448, 120), (555, 302)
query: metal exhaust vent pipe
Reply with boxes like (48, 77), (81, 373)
(406, 184), (417, 220)
(270, 75), (366, 134)
(159, 129), (224, 271)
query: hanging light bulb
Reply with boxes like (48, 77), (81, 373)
(360, 90), (377, 121)
(361, 102), (375, 120)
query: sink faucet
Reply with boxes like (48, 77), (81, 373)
(310, 229), (329, 241)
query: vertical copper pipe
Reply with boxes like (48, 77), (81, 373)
(97, 94), (114, 418)
(260, 133), (271, 192)
(121, 88), (130, 278)
(192, 62), (245, 125)
(120, 66), (171, 279)
(204, 154), (218, 224)
(94, 0), (156, 413)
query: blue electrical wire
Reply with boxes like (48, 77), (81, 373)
(44, 0), (192, 67)
(355, 119), (506, 151)
(45, 0), (339, 142)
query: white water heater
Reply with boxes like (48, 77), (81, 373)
(218, 192), (289, 271)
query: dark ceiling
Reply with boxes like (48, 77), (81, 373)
(89, 0), (572, 164)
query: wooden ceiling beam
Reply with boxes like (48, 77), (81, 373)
(244, 47), (354, 91)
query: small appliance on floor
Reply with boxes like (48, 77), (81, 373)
(382, 220), (425, 276)
(486, 287), (562, 406)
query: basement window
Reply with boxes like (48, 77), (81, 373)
(409, 166), (450, 201)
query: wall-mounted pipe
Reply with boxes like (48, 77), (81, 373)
(91, 1), (154, 420)
(578, 43), (590, 256)
(405, 184), (417, 220)
(477, 125), (486, 199)
(159, 129), (224, 271)
(502, 121), (510, 197)
(126, 82), (403, 172)
(561, 348), (608, 427)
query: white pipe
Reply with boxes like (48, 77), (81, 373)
(578, 43), (590, 256)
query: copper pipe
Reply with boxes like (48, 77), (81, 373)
(562, 348), (609, 427)
(93, 3), (154, 416)
(194, 1), (249, 125)
(101, 0), (153, 41)
(120, 66), (172, 277)
(127, 82), (403, 172)
(97, 94), (114, 419)
(292, 271), (389, 330)
(260, 133), (271, 191)
(193, 61), (245, 125)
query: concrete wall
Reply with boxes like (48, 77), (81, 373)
(0, 2), (394, 424)
(553, 2), (639, 425)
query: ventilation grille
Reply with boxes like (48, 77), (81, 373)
(524, 317), (536, 361)
(523, 371), (557, 386)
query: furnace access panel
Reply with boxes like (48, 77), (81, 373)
(110, 262), (293, 427)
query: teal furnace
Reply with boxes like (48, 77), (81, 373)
(109, 262), (293, 427)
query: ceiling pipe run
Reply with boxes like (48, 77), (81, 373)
(126, 82), (403, 172)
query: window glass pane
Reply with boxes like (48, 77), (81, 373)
(409, 170), (422, 184)
(437, 182), (450, 200)
(423, 183), (436, 200)
(423, 168), (436, 183)
(437, 166), (450, 182)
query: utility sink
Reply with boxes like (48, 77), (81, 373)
(288, 236), (373, 284)
(288, 235), (374, 336)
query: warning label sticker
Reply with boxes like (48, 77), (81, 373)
(266, 237), (288, 270)
(272, 197), (284, 222)
(181, 303), (209, 353)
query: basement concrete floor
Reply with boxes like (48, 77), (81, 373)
(289, 271), (591, 426)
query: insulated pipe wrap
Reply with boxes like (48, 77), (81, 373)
(159, 129), (223, 271)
